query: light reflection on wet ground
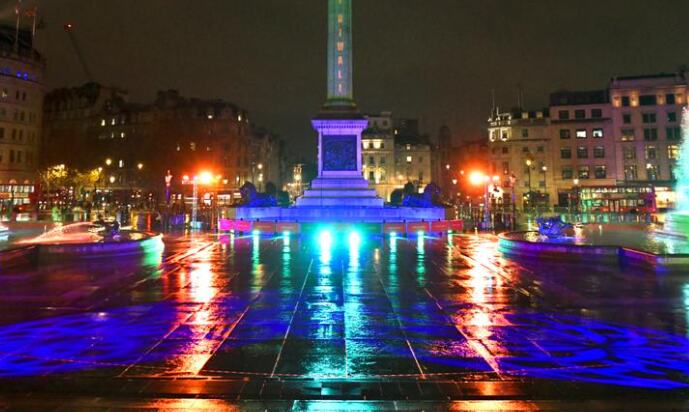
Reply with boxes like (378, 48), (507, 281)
(1, 231), (689, 403)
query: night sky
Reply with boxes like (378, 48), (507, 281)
(18, 0), (689, 160)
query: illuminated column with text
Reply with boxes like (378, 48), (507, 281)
(296, 0), (383, 207)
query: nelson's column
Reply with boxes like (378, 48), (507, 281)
(296, 0), (384, 208)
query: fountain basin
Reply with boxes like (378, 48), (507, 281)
(35, 231), (164, 261)
(0, 230), (164, 266)
(657, 212), (689, 239)
(498, 224), (689, 272)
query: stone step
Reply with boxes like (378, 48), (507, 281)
(310, 177), (372, 190)
(301, 189), (379, 197)
(296, 196), (385, 207)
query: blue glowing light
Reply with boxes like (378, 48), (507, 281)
(318, 229), (333, 247)
(348, 231), (361, 248)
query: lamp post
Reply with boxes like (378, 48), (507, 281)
(509, 173), (517, 230)
(572, 178), (580, 215)
(525, 158), (533, 211)
(541, 165), (548, 209)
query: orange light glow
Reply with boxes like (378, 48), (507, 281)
(469, 171), (486, 186)
(198, 171), (214, 185)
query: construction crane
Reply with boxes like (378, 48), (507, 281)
(63, 23), (94, 82)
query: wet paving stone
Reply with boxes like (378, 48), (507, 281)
(1, 232), (689, 406)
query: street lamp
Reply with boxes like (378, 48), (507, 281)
(105, 158), (112, 166)
(137, 162), (143, 170)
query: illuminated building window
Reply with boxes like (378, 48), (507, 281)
(576, 129), (587, 139)
(620, 128), (635, 141)
(190, 142), (196, 151)
(646, 164), (659, 181)
(578, 166), (590, 179)
(338, 84), (343, 93)
(373, 141), (381, 149)
(100, 119), (106, 126)
(338, 70), (342, 79)
(337, 56), (343, 65)
(111, 118), (116, 125)
(624, 165), (637, 180)
(406, 155), (412, 163)
(362, 140), (369, 149)
(337, 42), (344, 52)
(645, 145), (657, 160)
(592, 128), (604, 138)
(120, 132), (125, 138)
(594, 165), (607, 179)
(668, 144), (679, 160)
(1, 89), (6, 98)
(623, 146), (636, 160)
(338, 14), (343, 23)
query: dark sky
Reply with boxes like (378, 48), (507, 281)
(19, 0), (689, 160)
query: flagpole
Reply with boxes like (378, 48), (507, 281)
(14, 1), (21, 54)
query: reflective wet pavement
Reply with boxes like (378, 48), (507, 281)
(1, 232), (689, 409)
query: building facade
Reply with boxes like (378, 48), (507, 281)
(609, 73), (688, 209)
(487, 108), (551, 208)
(362, 112), (396, 200)
(0, 26), (45, 206)
(360, 112), (433, 201)
(42, 84), (282, 201)
(487, 68), (689, 212)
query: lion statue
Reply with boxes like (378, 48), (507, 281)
(402, 183), (442, 208)
(239, 182), (277, 207)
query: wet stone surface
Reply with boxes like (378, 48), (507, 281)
(1, 232), (689, 402)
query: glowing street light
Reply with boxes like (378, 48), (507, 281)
(109, 176), (116, 184)
(198, 171), (214, 185)
(469, 171), (486, 186)
(105, 158), (112, 166)
(137, 162), (143, 170)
